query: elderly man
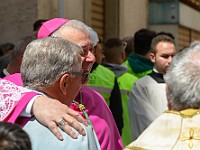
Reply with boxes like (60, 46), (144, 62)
(4, 18), (123, 150)
(41, 18), (123, 150)
(21, 37), (100, 150)
(125, 41), (200, 149)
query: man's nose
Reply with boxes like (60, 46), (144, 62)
(168, 56), (173, 63)
(87, 51), (95, 63)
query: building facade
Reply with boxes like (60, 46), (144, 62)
(0, 0), (200, 50)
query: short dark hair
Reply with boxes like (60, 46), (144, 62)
(150, 34), (175, 54)
(10, 33), (37, 64)
(122, 36), (134, 58)
(0, 47), (3, 57)
(104, 38), (125, 63)
(0, 43), (15, 54)
(33, 19), (48, 31)
(157, 31), (175, 40)
(104, 38), (123, 48)
(0, 55), (11, 71)
(0, 122), (32, 150)
(134, 28), (156, 55)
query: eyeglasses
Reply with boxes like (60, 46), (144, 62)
(71, 71), (89, 84)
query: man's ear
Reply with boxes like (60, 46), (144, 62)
(59, 74), (69, 95)
(18, 55), (23, 66)
(149, 52), (155, 63)
(121, 51), (126, 62)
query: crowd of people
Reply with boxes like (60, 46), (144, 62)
(1, 17), (200, 150)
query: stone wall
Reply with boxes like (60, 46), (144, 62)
(0, 0), (37, 44)
(119, 0), (148, 38)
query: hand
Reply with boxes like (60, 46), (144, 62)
(31, 96), (87, 141)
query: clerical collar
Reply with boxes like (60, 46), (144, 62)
(153, 68), (159, 73)
(148, 68), (165, 83)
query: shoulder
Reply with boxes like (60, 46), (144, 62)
(96, 65), (115, 75)
(81, 86), (109, 109)
(119, 72), (138, 80)
(4, 73), (23, 86)
(125, 112), (182, 150)
(123, 60), (129, 65)
(135, 69), (152, 78)
(23, 117), (99, 150)
(90, 65), (115, 82)
(134, 75), (155, 86)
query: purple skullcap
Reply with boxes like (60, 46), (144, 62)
(37, 18), (69, 39)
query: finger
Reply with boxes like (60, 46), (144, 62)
(47, 121), (63, 141)
(59, 122), (78, 139)
(62, 115), (86, 136)
(66, 109), (88, 126)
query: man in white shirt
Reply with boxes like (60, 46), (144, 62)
(125, 40), (200, 150)
(128, 34), (176, 140)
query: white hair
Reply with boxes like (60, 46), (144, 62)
(51, 20), (89, 38)
(164, 41), (200, 110)
(21, 37), (82, 88)
(87, 27), (99, 47)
